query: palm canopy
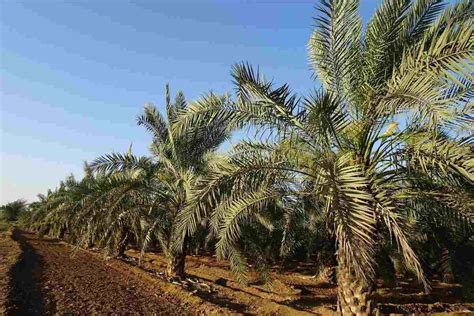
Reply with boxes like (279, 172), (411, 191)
(177, 0), (473, 292)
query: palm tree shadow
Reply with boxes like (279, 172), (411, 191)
(179, 273), (253, 315)
(277, 283), (337, 312)
(193, 290), (253, 315)
(7, 230), (47, 315)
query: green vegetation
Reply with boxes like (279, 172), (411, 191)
(0, 221), (9, 232)
(0, 199), (28, 231)
(17, 0), (473, 315)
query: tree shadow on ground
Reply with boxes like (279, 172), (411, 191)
(122, 260), (253, 315)
(277, 283), (337, 312)
(194, 291), (253, 315)
(181, 273), (255, 315)
(6, 230), (46, 315)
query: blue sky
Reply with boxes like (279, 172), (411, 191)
(1, 1), (380, 203)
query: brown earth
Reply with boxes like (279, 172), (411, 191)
(126, 250), (474, 315)
(1, 230), (474, 315)
(0, 230), (22, 314)
(125, 249), (334, 315)
(1, 230), (193, 315)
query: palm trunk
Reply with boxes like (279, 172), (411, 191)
(58, 226), (66, 239)
(337, 262), (375, 316)
(166, 233), (188, 280)
(86, 222), (94, 249)
(441, 246), (454, 283)
(86, 237), (94, 249)
(390, 253), (406, 278)
(166, 251), (186, 279)
(117, 230), (129, 258)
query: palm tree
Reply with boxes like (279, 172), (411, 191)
(177, 1), (473, 314)
(89, 85), (230, 278)
(67, 162), (152, 255)
(27, 175), (82, 239)
(403, 133), (474, 283)
(0, 199), (28, 222)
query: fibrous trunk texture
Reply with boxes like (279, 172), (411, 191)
(166, 232), (188, 279)
(441, 246), (455, 283)
(337, 264), (375, 316)
(58, 226), (66, 239)
(117, 231), (129, 258)
(390, 253), (406, 278)
(166, 251), (186, 279)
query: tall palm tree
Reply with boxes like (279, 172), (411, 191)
(177, 1), (473, 314)
(89, 85), (230, 278)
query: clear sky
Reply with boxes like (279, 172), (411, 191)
(1, 0), (380, 204)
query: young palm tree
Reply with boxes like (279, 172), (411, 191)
(67, 164), (150, 255)
(177, 1), (473, 314)
(89, 85), (230, 278)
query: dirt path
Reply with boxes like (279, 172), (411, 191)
(4, 231), (188, 315)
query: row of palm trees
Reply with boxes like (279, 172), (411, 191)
(20, 1), (473, 314)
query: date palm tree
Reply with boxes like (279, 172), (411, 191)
(177, 0), (473, 314)
(89, 85), (230, 278)
(65, 163), (151, 255)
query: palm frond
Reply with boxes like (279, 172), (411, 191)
(90, 153), (153, 174)
(214, 188), (278, 282)
(400, 0), (446, 45)
(364, 0), (410, 87)
(308, 0), (362, 97)
(232, 63), (306, 134)
(137, 103), (169, 143)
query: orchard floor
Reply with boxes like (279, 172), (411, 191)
(0, 230), (473, 315)
(0, 231), (188, 315)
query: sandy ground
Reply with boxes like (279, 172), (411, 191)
(1, 230), (474, 315)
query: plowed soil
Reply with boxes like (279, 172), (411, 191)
(0, 230), (21, 314)
(127, 250), (474, 315)
(2, 231), (188, 315)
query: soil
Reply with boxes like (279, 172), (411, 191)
(125, 250), (331, 315)
(127, 250), (474, 315)
(0, 230), (21, 314)
(1, 230), (189, 315)
(1, 230), (474, 315)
